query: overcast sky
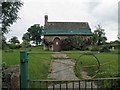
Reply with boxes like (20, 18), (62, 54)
(5, 0), (119, 42)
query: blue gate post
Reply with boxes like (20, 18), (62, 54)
(20, 51), (28, 90)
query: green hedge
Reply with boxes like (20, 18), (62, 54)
(8, 44), (22, 49)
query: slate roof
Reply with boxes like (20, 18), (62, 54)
(43, 21), (92, 35)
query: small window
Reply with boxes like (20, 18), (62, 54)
(56, 42), (58, 45)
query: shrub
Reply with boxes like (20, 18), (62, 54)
(21, 40), (31, 48)
(110, 44), (120, 49)
(8, 44), (16, 49)
(61, 38), (73, 50)
(2, 43), (9, 50)
(99, 45), (110, 52)
(15, 44), (22, 49)
(4, 49), (14, 52)
(8, 44), (22, 49)
(90, 46), (100, 51)
(61, 36), (91, 51)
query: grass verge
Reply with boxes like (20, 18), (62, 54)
(2, 46), (52, 88)
(63, 51), (119, 79)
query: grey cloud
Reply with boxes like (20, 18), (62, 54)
(5, 0), (119, 42)
(86, 2), (102, 12)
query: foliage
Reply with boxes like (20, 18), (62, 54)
(61, 37), (73, 50)
(0, 33), (2, 49)
(61, 36), (91, 50)
(22, 32), (30, 42)
(8, 36), (20, 44)
(21, 40), (31, 48)
(1, 35), (8, 50)
(2, 46), (52, 88)
(90, 44), (110, 52)
(65, 51), (118, 78)
(92, 25), (107, 45)
(109, 40), (120, 49)
(42, 38), (53, 49)
(99, 45), (110, 52)
(2, 1), (23, 34)
(8, 44), (22, 49)
(23, 24), (43, 45)
(90, 45), (100, 51)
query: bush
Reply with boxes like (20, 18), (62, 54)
(90, 46), (100, 51)
(61, 38), (73, 50)
(99, 45), (110, 52)
(21, 40), (31, 48)
(8, 44), (22, 49)
(8, 44), (16, 49)
(110, 44), (120, 49)
(15, 44), (22, 49)
(61, 36), (91, 51)
(4, 49), (14, 52)
(2, 43), (9, 50)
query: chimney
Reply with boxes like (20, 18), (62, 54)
(44, 15), (48, 26)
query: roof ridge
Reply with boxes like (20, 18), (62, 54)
(48, 22), (88, 23)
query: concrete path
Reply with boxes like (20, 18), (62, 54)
(48, 52), (97, 89)
(48, 60), (78, 80)
(51, 52), (69, 59)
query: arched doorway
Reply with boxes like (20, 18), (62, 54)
(53, 37), (61, 52)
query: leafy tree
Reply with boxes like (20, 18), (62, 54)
(26, 24), (43, 45)
(21, 40), (31, 48)
(22, 32), (30, 42)
(0, 32), (3, 49)
(43, 38), (53, 47)
(92, 25), (107, 45)
(9, 36), (20, 44)
(2, 1), (23, 34)
(1, 35), (8, 49)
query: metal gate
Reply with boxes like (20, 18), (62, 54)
(20, 51), (120, 89)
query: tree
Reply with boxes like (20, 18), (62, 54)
(9, 36), (20, 44)
(1, 35), (8, 49)
(2, 1), (23, 34)
(21, 40), (31, 48)
(22, 33), (31, 48)
(26, 24), (43, 45)
(22, 32), (30, 42)
(92, 25), (107, 45)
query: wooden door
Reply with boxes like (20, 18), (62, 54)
(53, 38), (61, 52)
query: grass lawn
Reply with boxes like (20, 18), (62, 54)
(62, 51), (119, 79)
(2, 46), (52, 88)
(2, 47), (119, 88)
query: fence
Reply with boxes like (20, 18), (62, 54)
(20, 51), (120, 89)
(28, 78), (119, 89)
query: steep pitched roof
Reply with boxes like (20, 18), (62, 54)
(43, 17), (92, 35)
(45, 22), (90, 30)
(43, 29), (92, 35)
